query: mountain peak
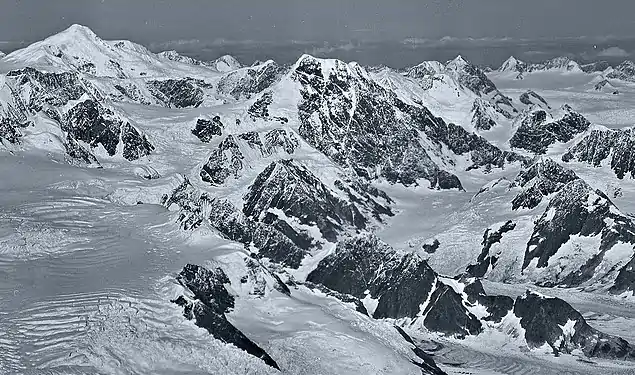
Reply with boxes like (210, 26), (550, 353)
(211, 54), (243, 72)
(449, 54), (468, 66)
(54, 24), (100, 42)
(499, 56), (527, 73)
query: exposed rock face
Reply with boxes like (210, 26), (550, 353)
(157, 50), (205, 66)
(471, 98), (502, 131)
(307, 234), (483, 337)
(294, 56), (461, 188)
(393, 326), (448, 375)
(199, 129), (298, 185)
(64, 99), (153, 160)
(460, 278), (514, 323)
(420, 119), (527, 172)
(112, 82), (153, 105)
(217, 61), (285, 100)
(611, 256), (635, 295)
(444, 55), (497, 96)
(581, 61), (611, 73)
(513, 291), (635, 359)
(148, 79), (204, 108)
(243, 160), (368, 245)
(563, 127), (635, 179)
(0, 118), (27, 143)
(511, 158), (579, 210)
(121, 122), (154, 160)
(510, 107), (590, 154)
(6, 67), (87, 110)
(422, 239), (440, 254)
(172, 264), (280, 369)
(403, 61), (445, 79)
(162, 178), (308, 268)
(527, 57), (581, 72)
(192, 117), (223, 142)
(519, 90), (550, 109)
(607, 60), (635, 82)
(523, 179), (635, 286)
(200, 135), (245, 185)
(498, 56), (527, 73)
(288, 55), (523, 188)
(466, 221), (517, 277)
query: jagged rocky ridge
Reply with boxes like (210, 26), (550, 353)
(164, 157), (393, 266)
(243, 160), (370, 245)
(64, 99), (154, 160)
(513, 291), (635, 359)
(289, 55), (524, 189)
(307, 234), (484, 337)
(217, 61), (286, 100)
(581, 61), (611, 73)
(148, 78), (205, 108)
(527, 57), (581, 73)
(523, 178), (635, 287)
(199, 128), (299, 185)
(563, 127), (635, 179)
(607, 60), (635, 82)
(519, 90), (550, 109)
(305, 234), (635, 359)
(192, 116), (224, 142)
(498, 56), (527, 73)
(1, 67), (153, 161)
(511, 158), (580, 210)
(510, 106), (590, 154)
(162, 177), (308, 267)
(172, 263), (281, 369)
(466, 220), (517, 277)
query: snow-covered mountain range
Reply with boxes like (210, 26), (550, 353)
(3, 25), (635, 375)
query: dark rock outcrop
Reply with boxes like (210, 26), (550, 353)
(471, 98), (509, 131)
(294, 56), (460, 188)
(290, 55), (523, 188)
(607, 60), (635, 82)
(422, 239), (440, 254)
(514, 291), (635, 359)
(307, 234), (483, 337)
(444, 55), (497, 96)
(199, 129), (298, 185)
(162, 178), (308, 268)
(519, 90), (550, 109)
(243, 160), (368, 245)
(420, 119), (527, 172)
(148, 79), (204, 108)
(459, 277), (514, 323)
(200, 135), (244, 185)
(0, 117), (27, 143)
(563, 127), (635, 179)
(6, 67), (87, 110)
(581, 61), (611, 73)
(611, 256), (635, 295)
(527, 57), (581, 73)
(192, 117), (223, 142)
(172, 264), (280, 369)
(394, 326), (447, 375)
(510, 108), (590, 154)
(466, 221), (517, 277)
(217, 61), (285, 100)
(63, 99), (153, 160)
(523, 179), (635, 286)
(511, 158), (579, 210)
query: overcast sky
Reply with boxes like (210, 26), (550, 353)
(2, 0), (635, 67)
